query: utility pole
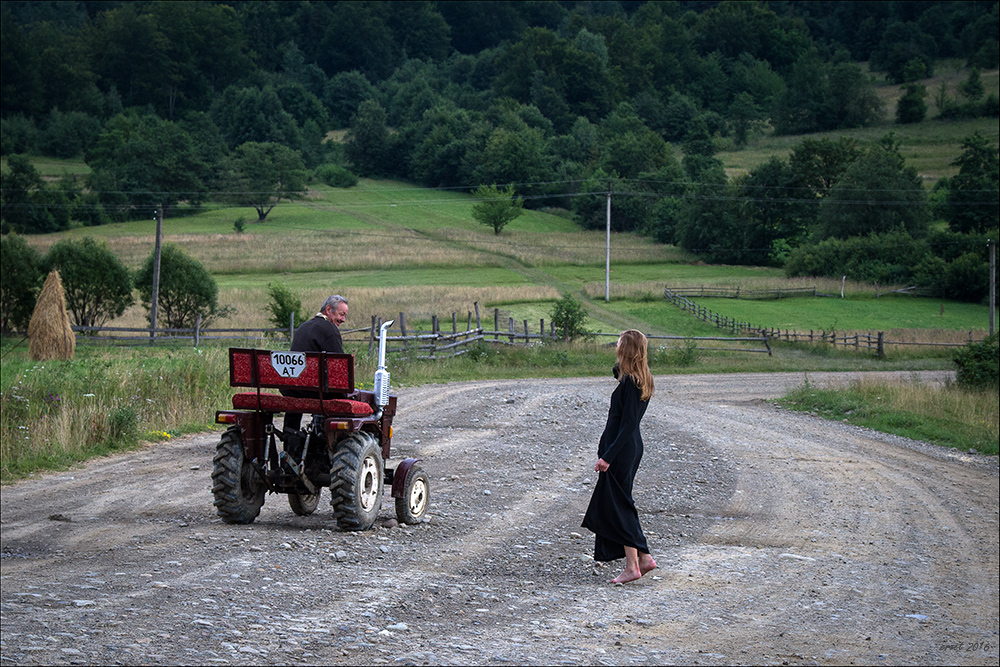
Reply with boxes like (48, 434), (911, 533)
(989, 238), (996, 336)
(605, 186), (611, 302)
(150, 206), (163, 343)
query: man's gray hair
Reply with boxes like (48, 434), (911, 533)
(321, 294), (348, 311)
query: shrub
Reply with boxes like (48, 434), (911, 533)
(107, 406), (139, 446)
(942, 252), (990, 303)
(135, 244), (220, 329)
(550, 293), (588, 340)
(0, 233), (43, 332)
(954, 333), (999, 391)
(266, 283), (306, 333)
(44, 237), (133, 328)
(0, 115), (37, 155)
(314, 164), (359, 188)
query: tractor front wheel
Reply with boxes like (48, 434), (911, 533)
(288, 491), (320, 516)
(212, 426), (265, 524)
(329, 432), (383, 531)
(395, 464), (429, 525)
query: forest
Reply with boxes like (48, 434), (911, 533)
(1, 0), (998, 311)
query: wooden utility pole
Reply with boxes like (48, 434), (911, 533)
(605, 187), (611, 302)
(150, 207), (163, 343)
(989, 238), (996, 336)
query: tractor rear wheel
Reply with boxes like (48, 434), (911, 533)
(395, 464), (429, 525)
(329, 432), (383, 531)
(212, 426), (265, 524)
(288, 491), (320, 516)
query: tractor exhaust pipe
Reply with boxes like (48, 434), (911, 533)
(373, 320), (393, 408)
(372, 319), (393, 420)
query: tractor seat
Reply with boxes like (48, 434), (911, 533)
(232, 392), (374, 416)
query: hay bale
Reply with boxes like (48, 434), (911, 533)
(28, 270), (75, 361)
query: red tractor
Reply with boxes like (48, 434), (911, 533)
(212, 321), (428, 530)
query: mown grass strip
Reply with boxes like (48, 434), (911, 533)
(776, 378), (999, 455)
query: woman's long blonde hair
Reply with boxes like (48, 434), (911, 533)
(616, 329), (654, 401)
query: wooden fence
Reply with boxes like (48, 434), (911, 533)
(48, 300), (771, 358)
(663, 286), (979, 356)
(364, 303), (558, 360)
(664, 285), (822, 299)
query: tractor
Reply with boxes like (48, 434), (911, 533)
(211, 321), (428, 530)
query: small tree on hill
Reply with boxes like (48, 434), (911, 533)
(471, 183), (524, 235)
(896, 83), (927, 124)
(266, 283), (306, 333)
(219, 142), (307, 221)
(43, 237), (133, 328)
(550, 293), (588, 340)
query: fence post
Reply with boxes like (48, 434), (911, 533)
(523, 319), (529, 344)
(474, 302), (481, 330)
(452, 312), (457, 335)
(432, 315), (439, 359)
(290, 311), (295, 341)
(369, 315), (377, 355)
(399, 312), (408, 355)
(508, 317), (515, 344)
(494, 309), (499, 340)
(540, 318), (545, 340)
(195, 313), (201, 347)
(877, 331), (884, 358)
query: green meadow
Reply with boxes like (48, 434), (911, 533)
(6, 106), (998, 479)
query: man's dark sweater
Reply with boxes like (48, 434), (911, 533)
(291, 313), (344, 354)
(280, 314), (345, 426)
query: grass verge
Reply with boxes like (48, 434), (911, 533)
(776, 377), (999, 455)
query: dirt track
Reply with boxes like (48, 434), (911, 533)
(1, 370), (998, 666)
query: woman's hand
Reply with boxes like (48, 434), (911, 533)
(594, 458), (610, 472)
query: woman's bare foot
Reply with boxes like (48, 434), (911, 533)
(610, 567), (643, 584)
(611, 554), (656, 584)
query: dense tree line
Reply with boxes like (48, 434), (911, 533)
(1, 1), (998, 307)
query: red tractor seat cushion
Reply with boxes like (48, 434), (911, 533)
(232, 392), (374, 416)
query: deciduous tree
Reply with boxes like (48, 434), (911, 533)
(43, 237), (133, 328)
(945, 133), (999, 234)
(136, 244), (219, 329)
(0, 232), (43, 331)
(218, 142), (307, 221)
(86, 113), (207, 219)
(471, 183), (524, 235)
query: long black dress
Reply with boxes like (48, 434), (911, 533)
(581, 373), (650, 561)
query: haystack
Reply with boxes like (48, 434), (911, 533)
(27, 270), (75, 361)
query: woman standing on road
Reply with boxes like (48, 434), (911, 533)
(582, 329), (657, 584)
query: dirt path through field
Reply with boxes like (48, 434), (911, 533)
(1, 370), (997, 666)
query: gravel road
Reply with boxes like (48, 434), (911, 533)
(1, 370), (997, 666)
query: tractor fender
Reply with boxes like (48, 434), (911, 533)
(391, 458), (423, 499)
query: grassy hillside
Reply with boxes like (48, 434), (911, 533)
(18, 177), (992, 341)
(717, 62), (1000, 185)
(12, 67), (997, 340)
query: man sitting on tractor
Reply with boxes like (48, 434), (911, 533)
(281, 294), (349, 433)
